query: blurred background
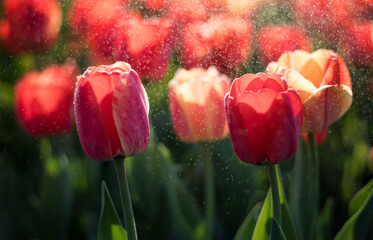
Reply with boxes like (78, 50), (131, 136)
(0, 0), (373, 239)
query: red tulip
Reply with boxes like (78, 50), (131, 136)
(74, 62), (150, 161)
(293, 0), (352, 42)
(169, 67), (230, 143)
(180, 15), (252, 77)
(115, 14), (175, 82)
(338, 21), (373, 66)
(0, 0), (62, 53)
(224, 73), (303, 165)
(86, 1), (125, 65)
(225, 73), (302, 165)
(15, 61), (79, 137)
(68, 0), (126, 38)
(258, 25), (312, 66)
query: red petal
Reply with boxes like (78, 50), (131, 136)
(74, 78), (112, 161)
(225, 94), (259, 164)
(264, 90), (303, 164)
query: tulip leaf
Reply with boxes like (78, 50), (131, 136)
(277, 167), (297, 240)
(290, 139), (317, 240)
(252, 190), (272, 240)
(270, 218), (287, 240)
(348, 179), (373, 216)
(317, 198), (334, 240)
(233, 203), (261, 240)
(98, 181), (127, 240)
(334, 179), (373, 240)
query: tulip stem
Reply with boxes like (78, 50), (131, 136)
(307, 133), (319, 234)
(267, 163), (281, 225)
(114, 157), (138, 240)
(202, 143), (215, 240)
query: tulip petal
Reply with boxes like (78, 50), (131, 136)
(74, 79), (112, 161)
(169, 86), (196, 142)
(236, 88), (278, 163)
(230, 74), (262, 98)
(85, 72), (123, 156)
(113, 71), (150, 156)
(302, 85), (353, 132)
(206, 81), (229, 141)
(225, 93), (260, 164)
(265, 90), (302, 164)
(284, 69), (317, 103)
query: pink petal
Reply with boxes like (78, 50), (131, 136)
(113, 70), (150, 157)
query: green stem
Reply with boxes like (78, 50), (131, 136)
(267, 163), (281, 225)
(307, 133), (319, 233)
(114, 157), (138, 240)
(202, 143), (215, 240)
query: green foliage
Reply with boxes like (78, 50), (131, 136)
(98, 182), (127, 240)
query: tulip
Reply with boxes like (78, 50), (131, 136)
(86, 1), (125, 65)
(0, 0), (62, 53)
(169, 67), (230, 143)
(258, 25), (312, 66)
(292, 0), (352, 43)
(224, 73), (303, 165)
(15, 61), (79, 137)
(74, 61), (150, 161)
(338, 21), (373, 66)
(267, 49), (353, 133)
(68, 0), (126, 38)
(180, 15), (252, 77)
(115, 14), (175, 82)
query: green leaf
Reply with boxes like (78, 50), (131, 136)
(277, 167), (297, 240)
(348, 179), (373, 216)
(317, 198), (334, 240)
(334, 180), (373, 240)
(270, 218), (287, 240)
(252, 191), (273, 240)
(98, 181), (127, 240)
(233, 203), (261, 240)
(291, 139), (317, 240)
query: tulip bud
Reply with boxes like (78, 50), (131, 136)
(258, 25), (312, 66)
(180, 15), (252, 77)
(0, 0), (62, 53)
(15, 61), (79, 137)
(268, 49), (353, 133)
(169, 67), (230, 143)
(224, 73), (303, 165)
(74, 62), (150, 161)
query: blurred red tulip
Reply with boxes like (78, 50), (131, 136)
(180, 15), (252, 77)
(169, 67), (230, 143)
(68, 0), (126, 38)
(268, 49), (353, 133)
(115, 14), (175, 81)
(86, 1), (126, 65)
(339, 22), (373, 66)
(0, 0), (62, 53)
(301, 129), (328, 146)
(74, 62), (150, 161)
(15, 61), (79, 137)
(258, 25), (312, 66)
(370, 147), (373, 170)
(293, 0), (352, 43)
(224, 73), (303, 165)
